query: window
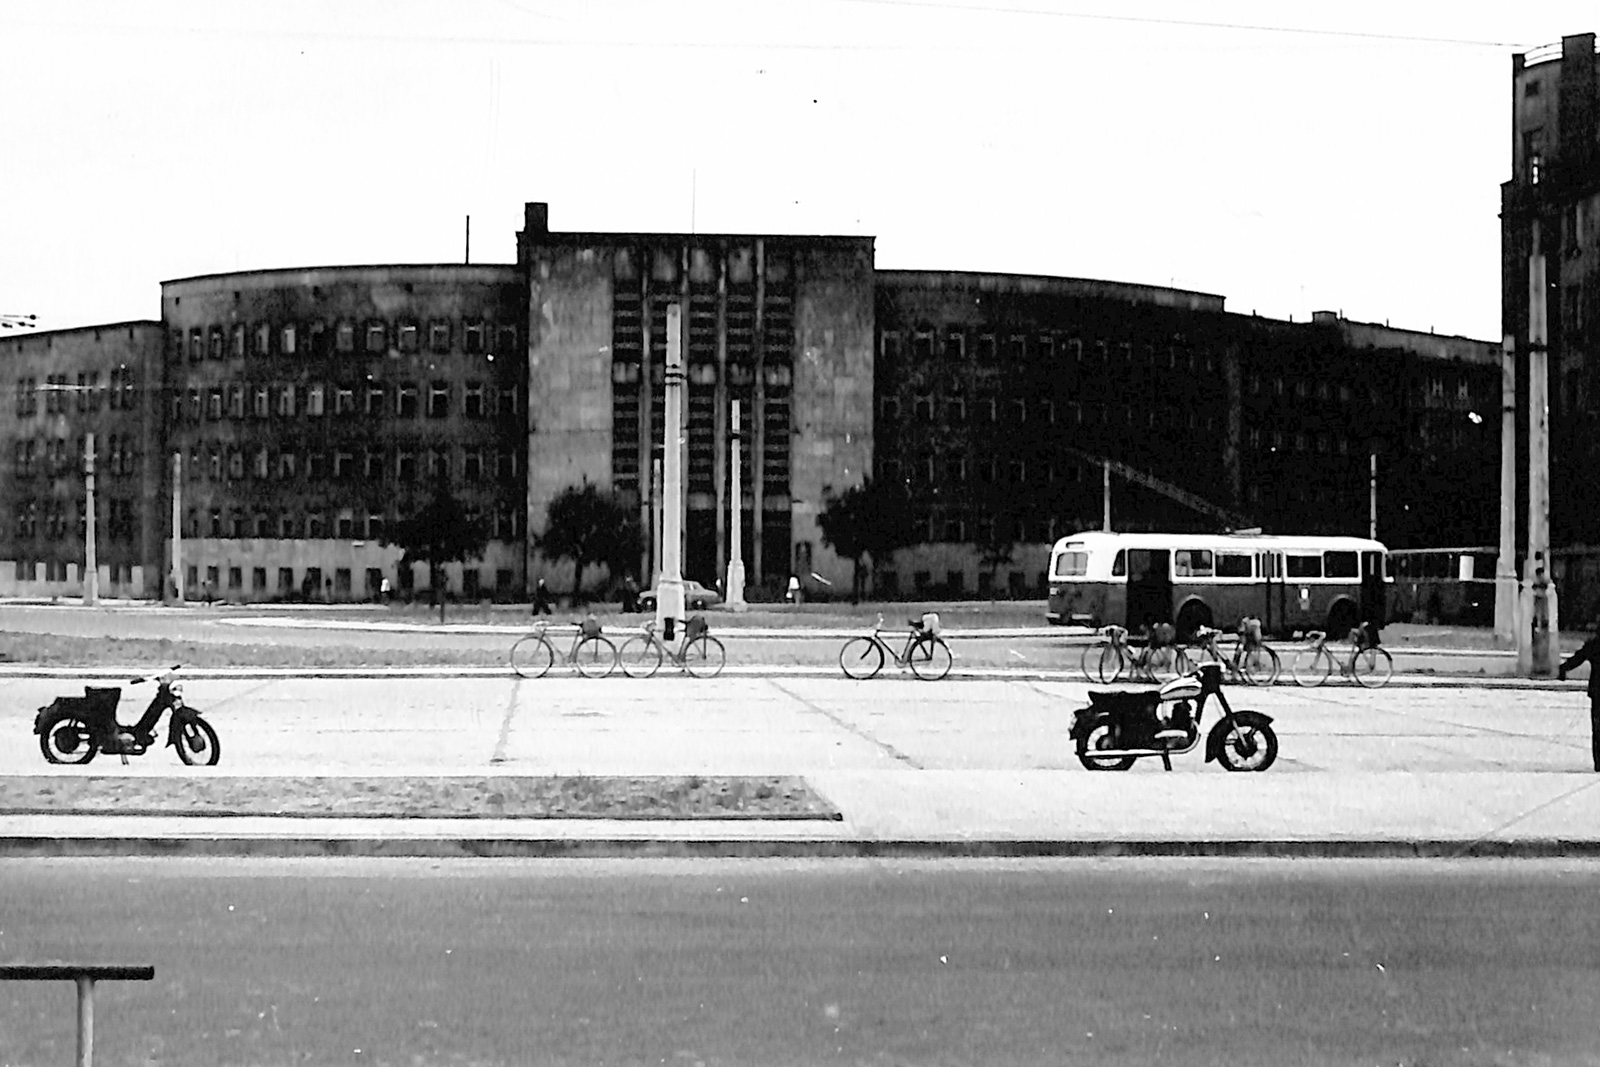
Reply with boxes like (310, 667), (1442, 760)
(1173, 549), (1213, 577)
(463, 323), (484, 354)
(463, 447), (482, 482)
(943, 333), (965, 360)
(365, 449), (385, 481)
(277, 384), (296, 417)
(497, 325), (517, 354)
(1216, 553), (1253, 578)
(1286, 555), (1322, 579)
(398, 323), (419, 352)
(1051, 550), (1089, 579)
(254, 387), (269, 419)
(429, 321), (451, 353)
(366, 383), (385, 414)
(253, 567), (267, 591)
(231, 324), (246, 357)
(207, 389), (223, 420)
(333, 451), (353, 479)
(254, 447), (269, 479)
(1111, 550), (1127, 577)
(1323, 551), (1359, 578)
(367, 514), (386, 541)
(255, 513), (270, 538)
(397, 450), (416, 482)
(307, 452), (325, 480)
(307, 384), (325, 416)
(278, 451), (296, 479)
(496, 384), (517, 416)
(254, 323), (270, 356)
(464, 381), (484, 417)
(976, 334), (996, 362)
(397, 383), (418, 417)
(209, 327), (224, 360)
(335, 387), (354, 415)
(428, 447), (449, 480)
(228, 449), (244, 479)
(365, 323), (385, 352)
(280, 324), (297, 356)
(428, 381), (450, 417)
(229, 384), (244, 419)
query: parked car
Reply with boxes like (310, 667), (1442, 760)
(637, 579), (723, 612)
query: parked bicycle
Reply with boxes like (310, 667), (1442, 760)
(1292, 626), (1393, 688)
(509, 617), (617, 678)
(1188, 621), (1280, 686)
(1080, 623), (1190, 684)
(617, 615), (726, 678)
(839, 613), (952, 680)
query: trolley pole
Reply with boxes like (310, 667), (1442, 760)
(82, 433), (98, 606)
(654, 303), (686, 632)
(724, 400), (747, 610)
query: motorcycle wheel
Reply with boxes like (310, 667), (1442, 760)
(1215, 720), (1278, 772)
(40, 715), (98, 765)
(1076, 721), (1136, 771)
(174, 715), (221, 766)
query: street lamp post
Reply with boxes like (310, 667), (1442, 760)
(82, 434), (98, 606)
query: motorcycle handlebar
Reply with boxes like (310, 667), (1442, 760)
(129, 664), (182, 686)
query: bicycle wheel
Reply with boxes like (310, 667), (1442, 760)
(1081, 641), (1124, 684)
(1239, 646), (1281, 686)
(1351, 646), (1393, 688)
(509, 635), (556, 679)
(840, 637), (884, 680)
(572, 635), (617, 678)
(617, 635), (663, 679)
(1292, 646), (1332, 687)
(1144, 645), (1189, 683)
(681, 635), (726, 678)
(908, 636), (953, 681)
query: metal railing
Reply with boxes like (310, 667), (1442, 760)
(0, 963), (154, 1066)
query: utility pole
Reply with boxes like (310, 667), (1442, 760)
(1101, 461), (1111, 532)
(1368, 451), (1377, 539)
(82, 433), (98, 606)
(1495, 333), (1518, 646)
(1519, 220), (1559, 676)
(170, 453), (184, 604)
(724, 400), (747, 610)
(654, 303), (686, 632)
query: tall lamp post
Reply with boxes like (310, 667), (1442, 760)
(654, 304), (686, 631)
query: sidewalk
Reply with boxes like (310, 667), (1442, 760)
(4, 673), (1598, 859)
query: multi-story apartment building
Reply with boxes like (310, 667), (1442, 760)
(0, 322), (164, 595)
(0, 199), (1522, 603)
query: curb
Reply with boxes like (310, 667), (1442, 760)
(4, 835), (1598, 860)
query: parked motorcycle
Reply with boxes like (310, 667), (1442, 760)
(1069, 661), (1277, 772)
(34, 665), (220, 766)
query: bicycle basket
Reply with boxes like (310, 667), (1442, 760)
(920, 612), (941, 636)
(686, 614), (708, 639)
(579, 616), (602, 638)
(1148, 622), (1176, 648)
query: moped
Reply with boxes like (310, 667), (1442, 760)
(34, 665), (220, 766)
(1069, 661), (1277, 771)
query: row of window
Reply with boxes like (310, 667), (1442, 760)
(182, 441), (520, 485)
(12, 435), (139, 478)
(14, 371), (139, 416)
(173, 320), (518, 362)
(610, 360), (793, 389)
(882, 330), (1216, 374)
(13, 498), (139, 542)
(170, 379), (519, 423)
(179, 505), (522, 543)
(880, 394), (1222, 433)
(13, 560), (139, 584)
(183, 562), (516, 599)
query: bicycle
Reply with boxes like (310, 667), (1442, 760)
(508, 618), (618, 679)
(617, 616), (726, 678)
(1079, 624), (1191, 684)
(1291, 628), (1393, 688)
(839, 613), (953, 680)
(1188, 624), (1280, 686)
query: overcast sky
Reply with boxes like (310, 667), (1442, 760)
(0, 1), (1594, 339)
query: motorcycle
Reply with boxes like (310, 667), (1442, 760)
(33, 665), (221, 766)
(1069, 661), (1277, 771)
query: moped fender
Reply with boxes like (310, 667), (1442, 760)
(1205, 710), (1273, 763)
(163, 705), (192, 748)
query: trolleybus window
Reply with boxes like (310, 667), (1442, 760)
(1216, 553), (1253, 578)
(1324, 551), (1359, 578)
(1112, 550), (1126, 577)
(1174, 549), (1213, 577)
(1286, 554), (1322, 578)
(1051, 549), (1089, 578)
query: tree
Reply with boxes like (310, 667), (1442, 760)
(538, 482), (640, 602)
(383, 480), (489, 624)
(816, 476), (918, 603)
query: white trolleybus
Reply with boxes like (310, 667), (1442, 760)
(1046, 530), (1389, 638)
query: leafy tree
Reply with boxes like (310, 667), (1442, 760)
(384, 479), (489, 624)
(538, 482), (640, 602)
(816, 476), (918, 603)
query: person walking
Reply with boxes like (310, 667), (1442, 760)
(531, 578), (554, 616)
(621, 574), (639, 614)
(1559, 626), (1600, 772)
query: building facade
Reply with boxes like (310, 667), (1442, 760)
(1504, 32), (1600, 558)
(0, 199), (1521, 604)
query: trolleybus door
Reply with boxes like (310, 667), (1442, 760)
(1258, 549), (1285, 635)
(1124, 549), (1172, 631)
(1360, 549), (1387, 628)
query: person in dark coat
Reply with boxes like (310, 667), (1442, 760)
(531, 578), (554, 616)
(621, 575), (639, 614)
(1559, 627), (1600, 772)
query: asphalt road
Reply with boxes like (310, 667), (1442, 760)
(2, 857), (1598, 1066)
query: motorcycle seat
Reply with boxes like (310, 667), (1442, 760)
(83, 687), (122, 711)
(1087, 690), (1159, 713)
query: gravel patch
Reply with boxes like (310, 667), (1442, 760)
(0, 775), (842, 821)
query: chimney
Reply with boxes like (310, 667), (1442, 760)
(524, 202), (549, 236)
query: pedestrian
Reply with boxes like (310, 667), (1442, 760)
(787, 574), (802, 606)
(1559, 624), (1600, 772)
(532, 578), (553, 616)
(379, 576), (391, 604)
(621, 574), (639, 614)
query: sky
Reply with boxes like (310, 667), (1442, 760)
(0, 1), (1595, 340)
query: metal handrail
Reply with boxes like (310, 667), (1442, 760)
(0, 963), (155, 1066)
